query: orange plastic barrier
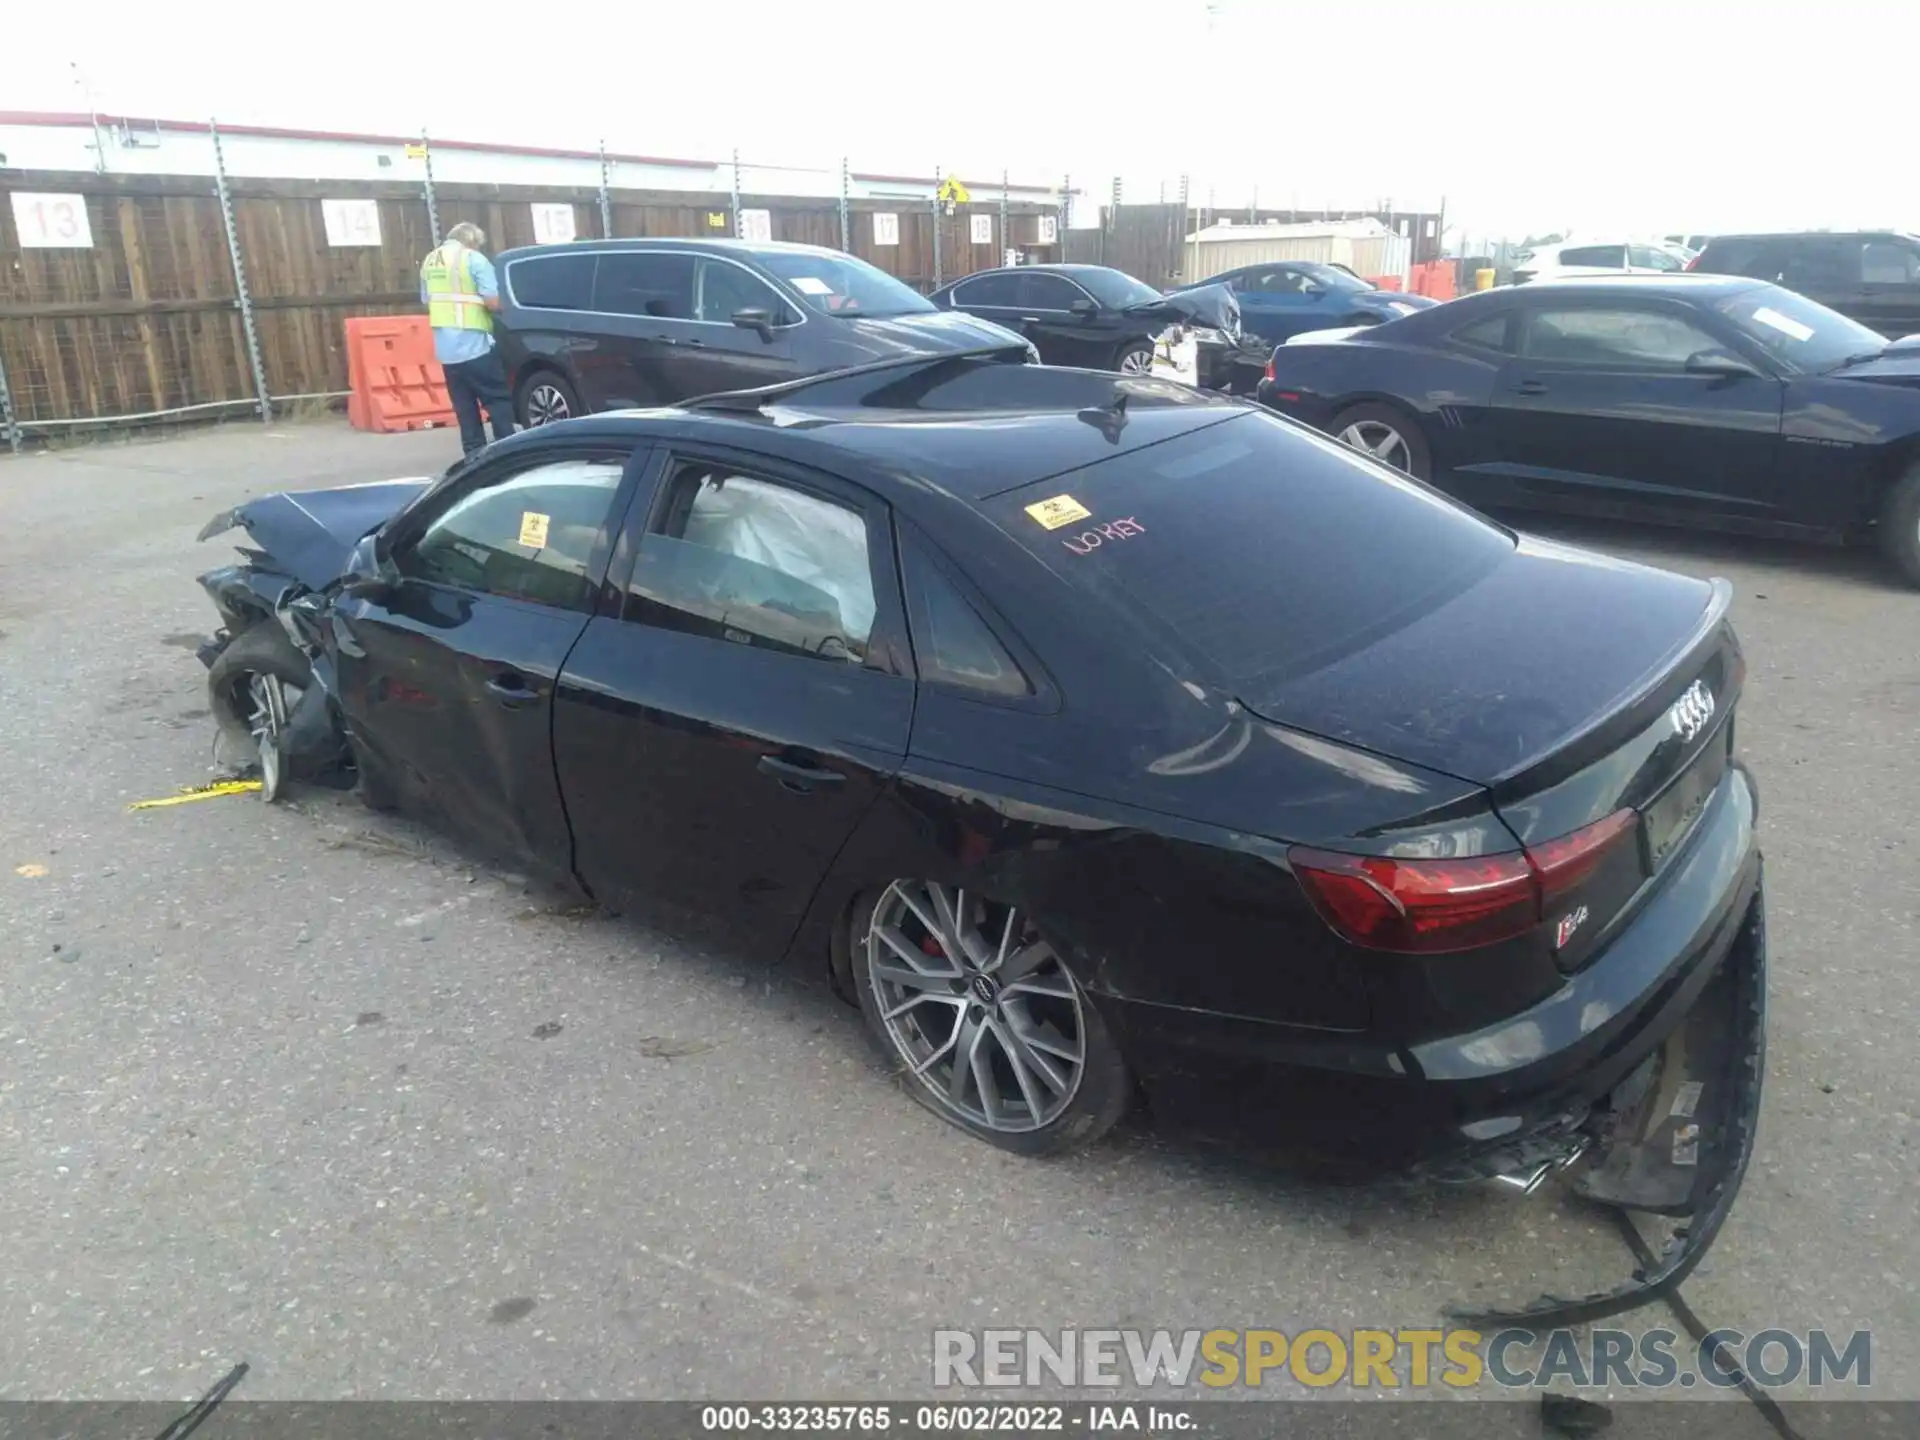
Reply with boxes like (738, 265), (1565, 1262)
(1408, 261), (1457, 301)
(1367, 275), (1404, 292)
(344, 316), (456, 433)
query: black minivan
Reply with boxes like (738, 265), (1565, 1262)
(1690, 230), (1920, 338)
(493, 239), (1033, 425)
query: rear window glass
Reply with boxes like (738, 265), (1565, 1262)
(986, 411), (1512, 690)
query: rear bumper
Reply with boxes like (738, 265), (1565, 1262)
(1102, 764), (1762, 1173)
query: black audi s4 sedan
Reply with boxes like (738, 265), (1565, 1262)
(194, 352), (1764, 1319)
(1258, 273), (1920, 584)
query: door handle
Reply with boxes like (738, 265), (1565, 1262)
(485, 674), (541, 708)
(1511, 378), (1548, 395)
(1020, 315), (1042, 323)
(757, 754), (847, 793)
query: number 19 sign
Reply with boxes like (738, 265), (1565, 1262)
(11, 193), (94, 249)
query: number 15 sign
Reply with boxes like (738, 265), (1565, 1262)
(11, 193), (94, 249)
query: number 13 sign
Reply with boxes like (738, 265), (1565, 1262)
(11, 193), (94, 249)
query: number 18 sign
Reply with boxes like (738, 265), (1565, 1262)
(11, 193), (94, 249)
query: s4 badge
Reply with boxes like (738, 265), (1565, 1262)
(1555, 904), (1590, 950)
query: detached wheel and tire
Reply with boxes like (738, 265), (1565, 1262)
(1331, 402), (1432, 481)
(851, 881), (1129, 1156)
(207, 624), (312, 802)
(1113, 342), (1156, 376)
(515, 370), (581, 428)
(1876, 462), (1920, 587)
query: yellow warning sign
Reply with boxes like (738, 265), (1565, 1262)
(937, 176), (971, 206)
(404, 143), (429, 160)
(1024, 494), (1091, 530)
(518, 511), (551, 548)
(707, 211), (729, 229)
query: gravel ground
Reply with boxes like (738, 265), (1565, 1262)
(0, 420), (1911, 1424)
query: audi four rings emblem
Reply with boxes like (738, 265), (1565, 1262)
(1669, 679), (1716, 742)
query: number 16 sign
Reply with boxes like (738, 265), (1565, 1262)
(11, 193), (94, 249)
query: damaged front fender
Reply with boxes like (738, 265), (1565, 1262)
(1127, 283), (1243, 346)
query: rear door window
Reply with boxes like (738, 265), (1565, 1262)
(984, 411), (1512, 690)
(1703, 238), (1787, 281)
(1780, 237), (1855, 290)
(592, 252), (696, 318)
(1020, 273), (1087, 312)
(954, 273), (1022, 307)
(509, 253), (596, 310)
(1558, 245), (1627, 268)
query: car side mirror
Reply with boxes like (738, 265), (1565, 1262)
(1070, 297), (1098, 317)
(732, 308), (775, 341)
(341, 575), (396, 607)
(1685, 349), (1760, 379)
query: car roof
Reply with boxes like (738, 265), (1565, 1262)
(482, 360), (1245, 504)
(1705, 229), (1911, 240)
(1463, 274), (1765, 302)
(495, 237), (850, 264)
(940, 263), (1132, 283)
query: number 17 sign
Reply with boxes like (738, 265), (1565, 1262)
(11, 193), (94, 249)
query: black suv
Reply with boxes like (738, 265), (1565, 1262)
(927, 264), (1242, 376)
(493, 239), (1031, 425)
(1690, 231), (1920, 338)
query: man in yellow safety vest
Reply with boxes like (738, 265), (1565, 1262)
(420, 222), (515, 455)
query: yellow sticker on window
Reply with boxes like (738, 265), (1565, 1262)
(517, 511), (551, 549)
(1024, 494), (1091, 530)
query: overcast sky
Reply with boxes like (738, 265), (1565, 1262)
(11, 0), (1910, 244)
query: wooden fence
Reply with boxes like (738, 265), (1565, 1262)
(0, 170), (1060, 437)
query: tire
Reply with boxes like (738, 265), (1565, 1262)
(1330, 401), (1432, 481)
(514, 369), (581, 428)
(849, 881), (1130, 1156)
(206, 622), (315, 800)
(350, 742), (403, 813)
(1877, 462), (1920, 587)
(1112, 342), (1156, 376)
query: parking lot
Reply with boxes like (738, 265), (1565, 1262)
(0, 419), (1914, 1417)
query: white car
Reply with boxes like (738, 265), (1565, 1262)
(1510, 239), (1691, 284)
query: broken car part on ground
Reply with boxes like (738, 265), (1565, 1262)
(193, 349), (1767, 1328)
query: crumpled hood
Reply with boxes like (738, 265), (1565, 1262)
(1127, 283), (1242, 343)
(197, 478), (432, 589)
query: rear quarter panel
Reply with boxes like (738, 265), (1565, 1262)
(1265, 336), (1506, 477)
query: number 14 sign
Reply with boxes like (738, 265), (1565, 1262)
(11, 193), (94, 249)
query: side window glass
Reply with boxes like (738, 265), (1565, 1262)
(399, 456), (626, 610)
(1559, 245), (1627, 268)
(1629, 245), (1683, 271)
(1450, 313), (1513, 353)
(1525, 308), (1719, 368)
(902, 541), (1031, 698)
(1020, 274), (1083, 311)
(1861, 239), (1919, 286)
(956, 273), (1020, 306)
(509, 253), (596, 309)
(625, 464), (876, 665)
(1782, 239), (1853, 289)
(592, 252), (696, 318)
(695, 259), (790, 324)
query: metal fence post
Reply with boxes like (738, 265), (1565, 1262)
(598, 140), (614, 238)
(931, 166), (943, 289)
(0, 346), (21, 453)
(731, 149), (742, 238)
(838, 156), (850, 252)
(999, 170), (1008, 262)
(1172, 172), (1189, 280)
(1059, 173), (1070, 254)
(421, 130), (441, 245)
(210, 119), (272, 423)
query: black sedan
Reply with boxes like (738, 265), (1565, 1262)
(1257, 273), (1920, 583)
(927, 264), (1242, 376)
(194, 350), (1764, 1325)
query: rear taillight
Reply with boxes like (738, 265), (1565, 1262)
(1290, 808), (1638, 955)
(1684, 251), (1702, 271)
(1263, 355), (1276, 381)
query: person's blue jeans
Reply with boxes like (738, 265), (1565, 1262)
(443, 349), (517, 455)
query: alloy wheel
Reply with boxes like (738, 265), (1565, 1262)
(1117, 348), (1155, 375)
(864, 881), (1087, 1134)
(526, 383), (572, 426)
(1338, 419), (1413, 472)
(243, 671), (296, 801)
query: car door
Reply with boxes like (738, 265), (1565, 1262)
(1855, 235), (1920, 338)
(1487, 299), (1785, 520)
(574, 251), (699, 409)
(332, 441), (647, 875)
(498, 250), (600, 412)
(1230, 265), (1326, 345)
(1016, 272), (1113, 368)
(672, 255), (806, 396)
(552, 446), (915, 960)
(944, 272), (1029, 348)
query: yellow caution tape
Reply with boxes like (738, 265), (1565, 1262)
(128, 779), (263, 811)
